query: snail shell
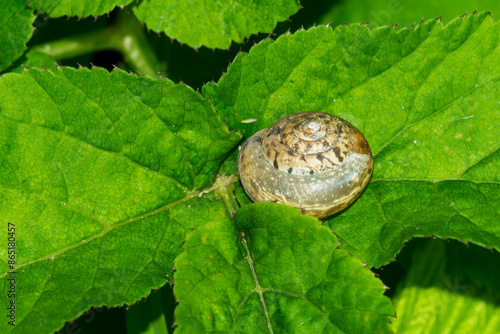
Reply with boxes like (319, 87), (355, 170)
(237, 111), (373, 218)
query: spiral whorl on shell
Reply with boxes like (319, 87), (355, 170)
(237, 112), (373, 218)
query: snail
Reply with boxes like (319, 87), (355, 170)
(237, 111), (373, 218)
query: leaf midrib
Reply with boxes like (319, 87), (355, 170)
(240, 238), (274, 334)
(373, 73), (500, 160)
(231, 239), (348, 334)
(0, 187), (208, 279)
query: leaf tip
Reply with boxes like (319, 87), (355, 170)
(111, 65), (123, 74)
(263, 35), (273, 43)
(55, 64), (65, 71)
(456, 239), (470, 247)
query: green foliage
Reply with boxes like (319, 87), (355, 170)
(133, 0), (301, 49)
(0, 0), (34, 71)
(0, 68), (240, 333)
(29, 0), (133, 18)
(204, 12), (500, 267)
(27, 0), (301, 49)
(331, 180), (500, 267)
(2, 50), (57, 74)
(320, 0), (500, 29)
(0, 1), (499, 334)
(174, 203), (394, 333)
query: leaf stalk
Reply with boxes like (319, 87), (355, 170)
(213, 174), (240, 218)
(33, 10), (162, 77)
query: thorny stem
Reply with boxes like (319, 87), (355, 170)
(213, 174), (240, 219)
(33, 10), (162, 77)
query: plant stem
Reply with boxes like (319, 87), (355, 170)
(213, 174), (240, 219)
(33, 10), (162, 77)
(116, 11), (162, 77)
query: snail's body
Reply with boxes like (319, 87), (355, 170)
(237, 112), (373, 218)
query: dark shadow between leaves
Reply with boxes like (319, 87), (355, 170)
(374, 238), (500, 306)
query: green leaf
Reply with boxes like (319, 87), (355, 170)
(1, 50), (58, 74)
(174, 203), (394, 333)
(133, 0), (302, 49)
(330, 180), (499, 267)
(0, 0), (34, 71)
(320, 0), (500, 29)
(203, 12), (500, 267)
(391, 239), (500, 333)
(0, 67), (241, 333)
(28, 0), (133, 18)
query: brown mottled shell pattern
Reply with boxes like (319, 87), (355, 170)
(237, 112), (374, 218)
